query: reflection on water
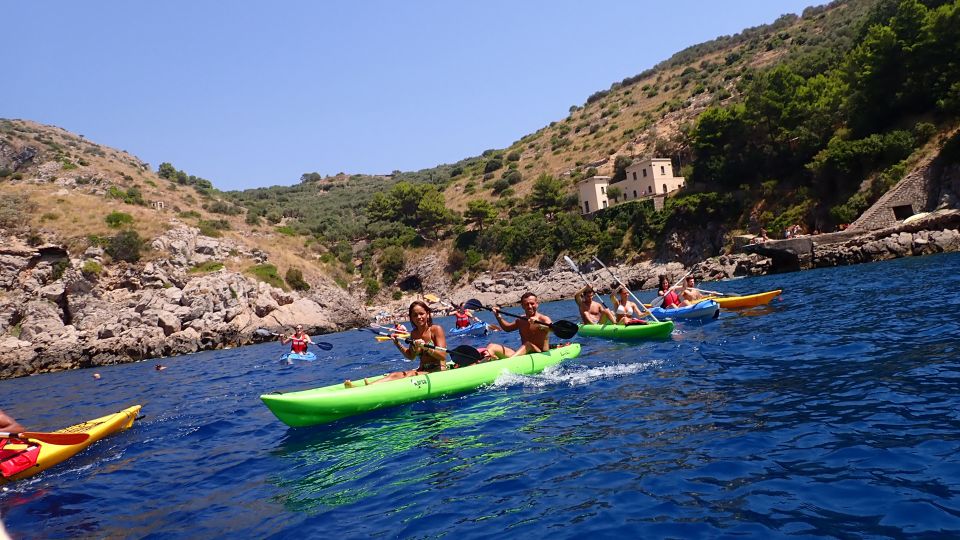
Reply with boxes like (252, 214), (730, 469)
(271, 397), (515, 511)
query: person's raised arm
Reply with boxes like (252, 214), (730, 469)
(492, 306), (519, 332)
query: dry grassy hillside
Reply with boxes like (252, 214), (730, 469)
(442, 3), (846, 210)
(0, 119), (344, 289)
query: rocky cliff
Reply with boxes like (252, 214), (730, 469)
(0, 225), (366, 379)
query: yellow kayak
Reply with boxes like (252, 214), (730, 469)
(0, 405), (141, 484)
(702, 290), (782, 309)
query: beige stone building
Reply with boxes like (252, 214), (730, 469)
(577, 158), (685, 214)
(577, 175), (611, 214)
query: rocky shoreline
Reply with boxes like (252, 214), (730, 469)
(1, 212), (958, 380)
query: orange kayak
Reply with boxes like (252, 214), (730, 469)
(702, 290), (782, 308)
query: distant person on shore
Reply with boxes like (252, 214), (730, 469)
(0, 409), (25, 433)
(680, 275), (705, 306)
(611, 285), (646, 324)
(280, 325), (314, 354)
(155, 364), (167, 371)
(484, 292), (552, 359)
(345, 301), (447, 387)
(574, 285), (617, 325)
(657, 275), (682, 308)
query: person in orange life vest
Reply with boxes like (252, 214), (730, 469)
(453, 303), (481, 329)
(657, 275), (682, 308)
(280, 325), (314, 353)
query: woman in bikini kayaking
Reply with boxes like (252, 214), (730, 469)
(345, 300), (448, 387)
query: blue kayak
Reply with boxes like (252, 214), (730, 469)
(648, 300), (720, 321)
(447, 321), (488, 338)
(281, 351), (317, 362)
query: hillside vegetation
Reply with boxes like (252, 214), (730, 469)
(3, 0), (958, 304)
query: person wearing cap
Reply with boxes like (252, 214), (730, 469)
(279, 325), (314, 354)
(574, 285), (617, 325)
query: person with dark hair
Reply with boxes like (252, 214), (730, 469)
(484, 292), (552, 359)
(680, 275), (705, 306)
(574, 285), (617, 324)
(657, 275), (682, 308)
(345, 301), (447, 387)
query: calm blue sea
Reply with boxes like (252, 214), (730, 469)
(3, 253), (959, 539)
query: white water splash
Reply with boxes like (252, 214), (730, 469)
(490, 360), (663, 389)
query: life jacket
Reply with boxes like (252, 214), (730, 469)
(662, 290), (680, 308)
(0, 439), (40, 478)
(454, 311), (471, 329)
(290, 335), (308, 354)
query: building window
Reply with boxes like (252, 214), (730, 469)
(632, 172), (637, 180)
(601, 186), (605, 194)
(642, 169), (647, 177)
(660, 165), (665, 175)
(633, 190), (637, 198)
(663, 183), (667, 193)
(647, 185), (652, 193)
(602, 200), (608, 209)
(584, 201), (590, 213)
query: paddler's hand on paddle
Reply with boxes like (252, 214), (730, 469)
(409, 338), (426, 355)
(0, 409), (25, 433)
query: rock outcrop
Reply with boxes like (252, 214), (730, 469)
(0, 227), (366, 380)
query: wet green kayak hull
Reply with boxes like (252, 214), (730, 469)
(577, 320), (675, 341)
(261, 344), (582, 427)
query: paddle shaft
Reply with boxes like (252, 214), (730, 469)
(362, 328), (481, 365)
(0, 431), (90, 445)
(591, 256), (659, 323)
(563, 256), (608, 308)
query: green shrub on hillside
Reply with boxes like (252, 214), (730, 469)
(189, 261), (225, 273)
(0, 193), (37, 228)
(247, 264), (286, 290)
(198, 219), (230, 237)
(105, 211), (134, 228)
(105, 230), (144, 263)
(285, 267), (310, 291)
(81, 260), (102, 278)
(378, 246), (406, 285)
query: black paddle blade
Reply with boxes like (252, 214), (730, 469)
(464, 298), (485, 311)
(550, 319), (579, 339)
(448, 345), (484, 366)
(314, 341), (334, 351)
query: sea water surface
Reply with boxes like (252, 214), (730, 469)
(3, 253), (960, 539)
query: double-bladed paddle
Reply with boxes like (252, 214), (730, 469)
(360, 328), (484, 367)
(254, 328), (334, 351)
(0, 431), (90, 445)
(563, 256), (610, 308)
(463, 299), (579, 339)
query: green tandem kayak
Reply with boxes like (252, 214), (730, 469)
(261, 344), (582, 427)
(577, 320), (675, 341)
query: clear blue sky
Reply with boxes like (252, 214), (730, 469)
(4, 1), (821, 191)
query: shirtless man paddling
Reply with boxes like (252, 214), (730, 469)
(485, 292), (551, 358)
